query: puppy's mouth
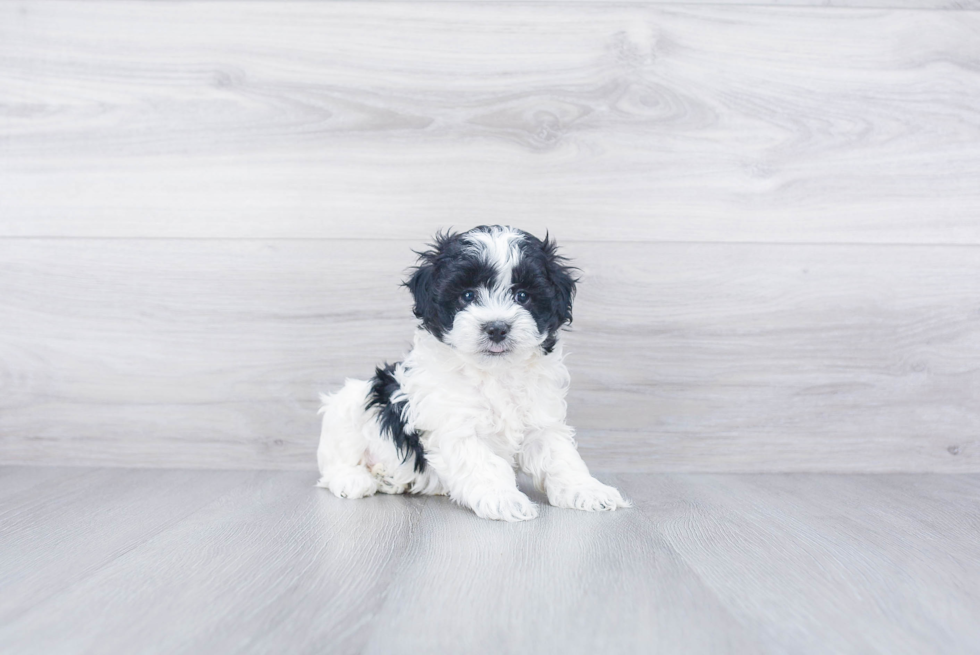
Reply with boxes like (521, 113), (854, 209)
(483, 342), (511, 356)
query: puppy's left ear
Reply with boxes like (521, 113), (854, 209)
(542, 233), (578, 327)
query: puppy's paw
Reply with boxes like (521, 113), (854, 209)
(548, 478), (632, 512)
(320, 467), (379, 499)
(369, 463), (409, 495)
(471, 490), (539, 522)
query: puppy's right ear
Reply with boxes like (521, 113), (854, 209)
(405, 257), (437, 323)
(403, 230), (456, 335)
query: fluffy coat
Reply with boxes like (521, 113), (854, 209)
(317, 226), (629, 521)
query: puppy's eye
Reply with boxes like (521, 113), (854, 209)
(461, 290), (476, 303)
(514, 290), (529, 305)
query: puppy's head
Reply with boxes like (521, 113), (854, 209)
(405, 226), (577, 361)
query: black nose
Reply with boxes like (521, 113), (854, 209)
(483, 321), (510, 343)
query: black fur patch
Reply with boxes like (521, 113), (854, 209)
(366, 362), (427, 473)
(512, 231), (579, 354)
(404, 230), (498, 341)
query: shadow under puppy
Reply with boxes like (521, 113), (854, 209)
(317, 225), (630, 521)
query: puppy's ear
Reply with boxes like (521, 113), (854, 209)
(541, 232), (578, 327)
(405, 257), (437, 323)
(403, 230), (457, 335)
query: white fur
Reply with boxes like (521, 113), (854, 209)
(316, 227), (631, 521)
(462, 225), (522, 290)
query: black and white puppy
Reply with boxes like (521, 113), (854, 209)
(317, 225), (630, 521)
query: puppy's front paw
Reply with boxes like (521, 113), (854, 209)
(321, 468), (379, 499)
(471, 490), (539, 522)
(548, 479), (631, 512)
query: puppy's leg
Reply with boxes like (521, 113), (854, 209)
(519, 424), (631, 512)
(426, 432), (538, 522)
(316, 380), (379, 499)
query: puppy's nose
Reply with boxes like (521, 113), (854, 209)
(483, 321), (510, 344)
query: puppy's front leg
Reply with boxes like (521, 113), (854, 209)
(519, 424), (631, 512)
(426, 432), (538, 522)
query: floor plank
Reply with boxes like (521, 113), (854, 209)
(2, 3), (979, 243)
(0, 469), (425, 655)
(0, 467), (254, 624)
(0, 466), (90, 502)
(2, 467), (978, 654)
(626, 473), (980, 654)
(362, 477), (761, 655)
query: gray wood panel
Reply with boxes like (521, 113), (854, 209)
(0, 468), (427, 655)
(0, 467), (255, 625)
(2, 3), (979, 243)
(362, 474), (763, 655)
(2, 239), (977, 471)
(633, 473), (980, 654)
(597, 0), (980, 5)
(0, 465), (90, 502)
(304, 1), (980, 5)
(2, 467), (979, 654)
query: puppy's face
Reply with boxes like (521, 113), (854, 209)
(406, 226), (577, 361)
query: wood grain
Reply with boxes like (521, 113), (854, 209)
(2, 3), (979, 243)
(0, 465), (90, 502)
(588, 0), (980, 5)
(627, 473), (980, 654)
(362, 476), (762, 655)
(2, 1), (979, 472)
(1, 239), (977, 471)
(3, 467), (979, 654)
(0, 467), (255, 624)
(0, 468), (427, 655)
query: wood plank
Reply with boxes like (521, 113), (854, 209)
(361, 475), (762, 655)
(303, 1), (980, 6)
(361, 472), (980, 654)
(0, 467), (254, 624)
(2, 3), (979, 243)
(575, 0), (980, 5)
(623, 473), (980, 653)
(1, 239), (977, 471)
(0, 238), (415, 469)
(0, 465), (90, 501)
(2, 468), (978, 653)
(571, 241), (980, 472)
(0, 469), (426, 655)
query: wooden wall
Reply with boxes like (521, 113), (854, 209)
(2, 1), (979, 471)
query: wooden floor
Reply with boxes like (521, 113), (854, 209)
(2, 466), (978, 654)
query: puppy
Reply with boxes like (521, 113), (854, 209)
(316, 225), (630, 521)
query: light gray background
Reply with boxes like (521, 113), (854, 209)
(2, 1), (979, 472)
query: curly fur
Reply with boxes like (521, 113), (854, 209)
(316, 225), (630, 521)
